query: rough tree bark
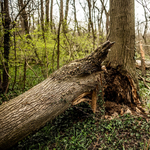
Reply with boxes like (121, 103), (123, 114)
(50, 0), (54, 31)
(1, 0), (11, 92)
(63, 0), (69, 33)
(0, 41), (117, 150)
(103, 0), (140, 111)
(72, 0), (80, 36)
(57, 0), (63, 69)
(108, 0), (136, 75)
(87, 0), (96, 50)
(46, 0), (50, 26)
(40, 0), (44, 34)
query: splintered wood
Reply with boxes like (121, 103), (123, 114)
(72, 90), (98, 114)
(91, 89), (97, 113)
(72, 92), (91, 105)
(126, 74), (141, 105)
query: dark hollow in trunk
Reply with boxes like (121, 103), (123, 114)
(103, 67), (141, 115)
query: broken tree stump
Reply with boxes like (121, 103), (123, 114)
(0, 41), (114, 150)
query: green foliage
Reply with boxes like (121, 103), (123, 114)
(0, 24), (96, 102)
(139, 79), (150, 110)
(97, 90), (105, 117)
(12, 106), (150, 150)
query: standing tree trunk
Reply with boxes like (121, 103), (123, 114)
(87, 0), (96, 50)
(41, 0), (49, 78)
(37, 1), (40, 32)
(40, 0), (44, 34)
(73, 0), (80, 36)
(45, 0), (49, 27)
(32, 1), (35, 31)
(139, 41), (146, 76)
(50, 0), (53, 31)
(108, 0), (136, 77)
(57, 0), (63, 69)
(1, 0), (11, 92)
(100, 0), (110, 39)
(63, 0), (69, 33)
(103, 0), (138, 107)
(96, 1), (104, 44)
(12, 32), (17, 90)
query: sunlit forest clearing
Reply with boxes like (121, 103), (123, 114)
(0, 0), (150, 149)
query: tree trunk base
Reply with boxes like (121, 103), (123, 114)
(72, 67), (147, 119)
(103, 67), (147, 118)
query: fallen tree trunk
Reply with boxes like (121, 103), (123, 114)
(0, 41), (115, 150)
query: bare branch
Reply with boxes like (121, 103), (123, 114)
(11, 0), (31, 29)
(136, 0), (150, 13)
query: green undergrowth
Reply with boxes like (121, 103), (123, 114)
(138, 70), (150, 110)
(0, 65), (45, 103)
(12, 102), (150, 150)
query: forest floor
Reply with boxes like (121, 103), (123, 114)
(11, 68), (150, 150)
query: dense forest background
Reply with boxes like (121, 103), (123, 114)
(0, 0), (150, 102)
(0, 0), (150, 150)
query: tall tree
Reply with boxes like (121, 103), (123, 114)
(87, 0), (96, 50)
(95, 1), (105, 44)
(1, 0), (11, 92)
(37, 0), (40, 33)
(73, 0), (80, 36)
(108, 0), (136, 80)
(57, 0), (63, 69)
(63, 0), (69, 33)
(46, 0), (50, 27)
(41, 0), (49, 77)
(50, 0), (53, 31)
(104, 0), (139, 103)
(40, 0), (44, 33)
(99, 0), (110, 39)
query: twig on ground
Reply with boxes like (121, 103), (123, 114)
(138, 74), (150, 89)
(138, 77), (150, 83)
